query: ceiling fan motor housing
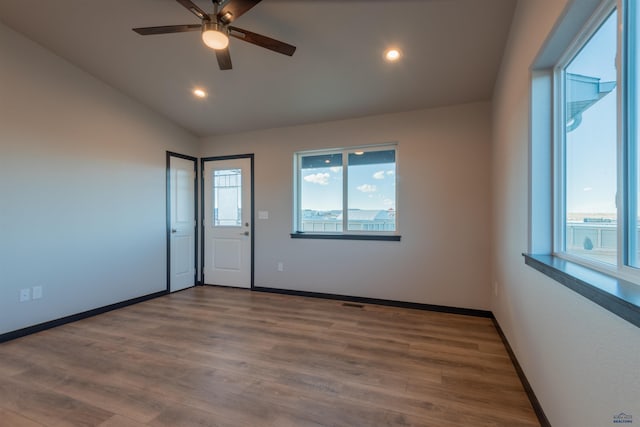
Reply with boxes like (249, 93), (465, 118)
(203, 21), (227, 34)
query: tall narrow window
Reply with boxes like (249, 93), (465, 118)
(562, 10), (618, 265)
(295, 144), (398, 236)
(528, 0), (640, 324)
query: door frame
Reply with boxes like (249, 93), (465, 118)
(166, 151), (198, 292)
(200, 154), (255, 288)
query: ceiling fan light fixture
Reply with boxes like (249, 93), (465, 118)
(202, 22), (229, 50)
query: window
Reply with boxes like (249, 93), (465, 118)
(559, 9), (618, 266)
(550, 0), (640, 280)
(213, 169), (242, 227)
(293, 144), (398, 239)
(528, 0), (640, 327)
(547, 0), (640, 282)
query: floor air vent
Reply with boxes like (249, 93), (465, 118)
(342, 302), (364, 308)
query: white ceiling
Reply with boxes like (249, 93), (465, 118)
(0, 0), (516, 137)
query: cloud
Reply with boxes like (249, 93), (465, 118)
(330, 166), (341, 173)
(383, 199), (395, 206)
(304, 173), (330, 185)
(357, 184), (377, 193)
(387, 170), (395, 176)
(373, 171), (386, 180)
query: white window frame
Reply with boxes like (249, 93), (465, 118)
(623, 0), (638, 267)
(293, 143), (399, 236)
(549, 0), (640, 284)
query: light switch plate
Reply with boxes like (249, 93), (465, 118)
(32, 285), (43, 300)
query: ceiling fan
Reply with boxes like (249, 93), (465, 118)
(132, 0), (296, 70)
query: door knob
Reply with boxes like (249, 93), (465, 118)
(171, 229), (177, 233)
(243, 231), (250, 236)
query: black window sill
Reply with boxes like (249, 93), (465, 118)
(523, 254), (640, 328)
(290, 233), (401, 241)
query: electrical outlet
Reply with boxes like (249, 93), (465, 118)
(32, 285), (43, 300)
(277, 262), (284, 272)
(19, 288), (31, 302)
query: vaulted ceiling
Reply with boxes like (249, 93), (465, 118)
(0, 0), (516, 136)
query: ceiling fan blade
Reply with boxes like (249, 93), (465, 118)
(218, 0), (262, 23)
(175, 0), (211, 21)
(215, 48), (233, 70)
(133, 24), (202, 35)
(229, 26), (296, 56)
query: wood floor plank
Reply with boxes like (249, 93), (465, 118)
(0, 349), (38, 377)
(12, 364), (167, 423)
(0, 408), (45, 427)
(0, 286), (540, 426)
(98, 414), (148, 427)
(0, 376), (113, 427)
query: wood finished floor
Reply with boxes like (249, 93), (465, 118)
(0, 287), (540, 427)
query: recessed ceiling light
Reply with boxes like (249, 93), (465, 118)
(354, 151), (364, 155)
(384, 49), (402, 62)
(193, 88), (207, 98)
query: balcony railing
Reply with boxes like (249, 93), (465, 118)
(566, 222), (616, 264)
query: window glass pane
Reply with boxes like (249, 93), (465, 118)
(628, 1), (640, 267)
(347, 150), (396, 231)
(563, 11), (617, 265)
(214, 169), (242, 227)
(300, 153), (343, 232)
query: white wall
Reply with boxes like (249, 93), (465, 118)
(0, 22), (199, 335)
(492, 1), (640, 426)
(201, 103), (492, 310)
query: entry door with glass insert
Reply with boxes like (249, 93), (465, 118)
(203, 157), (252, 288)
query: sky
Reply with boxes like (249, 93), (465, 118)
(301, 161), (396, 212)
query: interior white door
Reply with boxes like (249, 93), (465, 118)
(203, 157), (252, 288)
(169, 155), (196, 292)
